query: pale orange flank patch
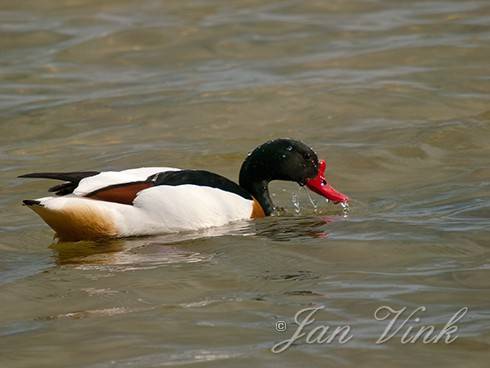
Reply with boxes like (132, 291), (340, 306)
(31, 204), (117, 242)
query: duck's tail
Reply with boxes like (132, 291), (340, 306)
(23, 197), (118, 242)
(18, 171), (99, 195)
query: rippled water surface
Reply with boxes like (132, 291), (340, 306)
(1, 1), (490, 367)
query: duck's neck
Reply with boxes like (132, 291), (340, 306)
(241, 180), (274, 216)
(239, 156), (275, 215)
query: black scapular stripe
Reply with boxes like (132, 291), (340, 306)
(18, 171), (100, 196)
(149, 170), (252, 200)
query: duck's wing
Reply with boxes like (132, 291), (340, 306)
(83, 169), (252, 206)
(19, 167), (180, 196)
(74, 167), (179, 196)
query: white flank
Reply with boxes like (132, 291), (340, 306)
(130, 185), (254, 234)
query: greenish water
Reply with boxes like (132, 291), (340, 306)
(1, 1), (490, 367)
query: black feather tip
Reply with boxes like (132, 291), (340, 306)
(22, 199), (42, 206)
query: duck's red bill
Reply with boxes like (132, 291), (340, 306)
(306, 160), (349, 204)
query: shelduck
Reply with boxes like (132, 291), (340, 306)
(20, 139), (349, 241)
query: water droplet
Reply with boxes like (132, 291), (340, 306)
(340, 201), (350, 218)
(291, 192), (301, 214)
(281, 154), (286, 158)
(286, 146), (293, 151)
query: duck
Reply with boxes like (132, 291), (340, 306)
(19, 138), (349, 242)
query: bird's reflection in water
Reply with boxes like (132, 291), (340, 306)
(52, 236), (209, 270)
(254, 215), (340, 241)
(51, 215), (342, 269)
(51, 222), (254, 269)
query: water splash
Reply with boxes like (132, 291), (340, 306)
(290, 188), (350, 217)
(303, 186), (318, 214)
